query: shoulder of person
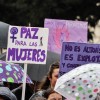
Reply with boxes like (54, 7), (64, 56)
(29, 90), (46, 100)
(36, 90), (46, 96)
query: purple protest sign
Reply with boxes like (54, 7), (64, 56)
(59, 42), (100, 76)
(44, 19), (87, 54)
(6, 26), (49, 64)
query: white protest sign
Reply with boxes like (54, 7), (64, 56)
(6, 26), (49, 64)
(6, 25), (49, 100)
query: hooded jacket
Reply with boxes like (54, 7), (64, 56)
(0, 87), (17, 100)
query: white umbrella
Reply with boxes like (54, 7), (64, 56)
(55, 63), (100, 100)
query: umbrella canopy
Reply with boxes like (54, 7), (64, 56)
(0, 51), (60, 82)
(55, 63), (100, 100)
(0, 21), (9, 48)
(0, 60), (32, 83)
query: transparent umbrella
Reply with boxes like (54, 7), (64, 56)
(55, 63), (100, 100)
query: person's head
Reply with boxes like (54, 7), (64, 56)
(0, 95), (11, 100)
(30, 96), (47, 100)
(48, 62), (59, 88)
(44, 88), (62, 100)
(0, 87), (17, 100)
(38, 61), (59, 90)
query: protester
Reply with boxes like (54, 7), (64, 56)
(38, 61), (59, 90)
(29, 61), (60, 99)
(0, 87), (17, 100)
(12, 83), (33, 100)
(43, 88), (62, 100)
(29, 96), (47, 100)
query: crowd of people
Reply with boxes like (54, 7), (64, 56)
(29, 61), (61, 100)
(0, 61), (63, 100)
(0, 61), (100, 100)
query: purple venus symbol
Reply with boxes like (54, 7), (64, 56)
(10, 27), (18, 43)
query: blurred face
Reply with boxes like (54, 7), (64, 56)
(49, 68), (59, 88)
(48, 92), (62, 100)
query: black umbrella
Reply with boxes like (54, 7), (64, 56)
(0, 21), (9, 48)
(0, 51), (60, 82)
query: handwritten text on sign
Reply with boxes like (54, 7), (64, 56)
(6, 26), (49, 64)
(60, 42), (100, 76)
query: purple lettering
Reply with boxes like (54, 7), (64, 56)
(37, 49), (41, 62)
(15, 40), (27, 46)
(21, 27), (27, 38)
(20, 49), (27, 61)
(64, 54), (73, 61)
(31, 28), (38, 39)
(67, 63), (80, 68)
(40, 50), (45, 62)
(7, 48), (15, 61)
(74, 46), (80, 52)
(27, 49), (32, 60)
(77, 54), (100, 62)
(65, 45), (72, 51)
(32, 49), (37, 61)
(62, 63), (65, 67)
(20, 27), (38, 39)
(64, 54), (69, 60)
(25, 28), (31, 38)
(7, 48), (46, 62)
(15, 48), (22, 61)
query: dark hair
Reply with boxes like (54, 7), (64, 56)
(30, 96), (47, 100)
(43, 88), (55, 98)
(43, 88), (62, 99)
(0, 95), (11, 100)
(38, 61), (59, 90)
